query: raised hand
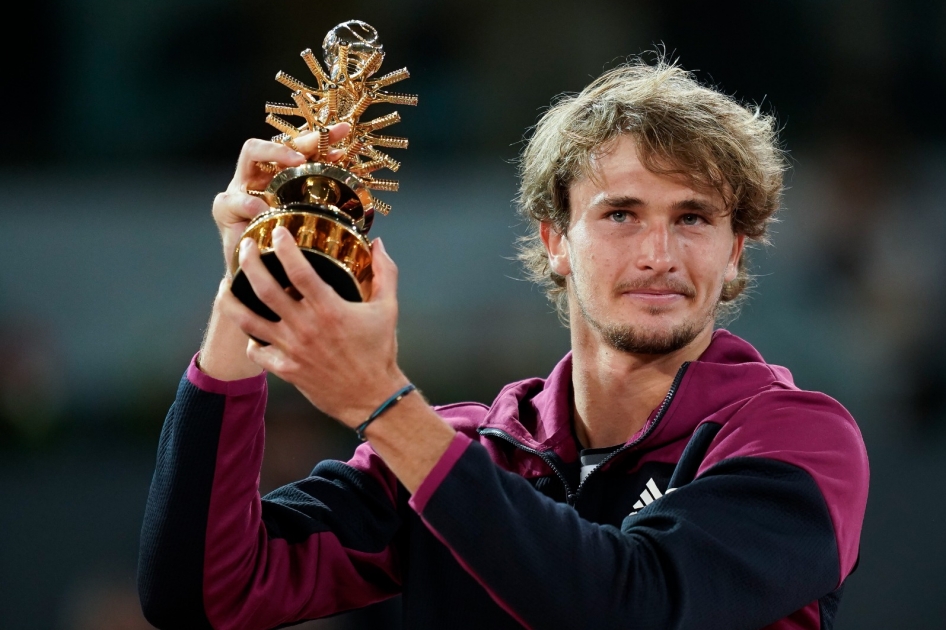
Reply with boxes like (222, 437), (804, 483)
(218, 227), (407, 427)
(212, 123), (351, 274)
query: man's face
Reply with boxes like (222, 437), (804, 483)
(542, 135), (745, 355)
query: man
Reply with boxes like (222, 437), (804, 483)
(138, 59), (868, 629)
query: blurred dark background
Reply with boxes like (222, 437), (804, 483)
(2, 0), (945, 627)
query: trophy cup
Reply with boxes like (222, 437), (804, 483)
(231, 20), (416, 320)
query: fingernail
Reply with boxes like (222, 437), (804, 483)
(239, 238), (253, 261)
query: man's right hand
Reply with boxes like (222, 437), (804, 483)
(212, 123), (352, 274)
(199, 123), (351, 380)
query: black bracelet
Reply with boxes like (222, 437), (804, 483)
(355, 384), (417, 441)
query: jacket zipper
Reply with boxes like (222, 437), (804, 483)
(477, 427), (579, 505)
(477, 361), (690, 508)
(572, 361), (691, 499)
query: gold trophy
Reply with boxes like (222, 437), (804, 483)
(231, 20), (416, 320)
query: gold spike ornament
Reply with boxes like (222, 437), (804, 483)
(256, 20), (415, 217)
(232, 20), (416, 321)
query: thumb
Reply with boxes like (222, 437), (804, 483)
(369, 238), (399, 303)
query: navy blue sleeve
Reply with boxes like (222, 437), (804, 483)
(138, 375), (223, 629)
(416, 441), (840, 630)
(138, 371), (404, 630)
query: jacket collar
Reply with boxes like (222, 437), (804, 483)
(479, 329), (797, 458)
(480, 352), (576, 456)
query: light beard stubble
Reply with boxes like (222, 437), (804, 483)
(576, 277), (715, 355)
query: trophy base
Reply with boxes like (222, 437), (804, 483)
(231, 204), (373, 322)
(232, 249), (365, 321)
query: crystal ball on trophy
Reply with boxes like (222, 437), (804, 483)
(231, 20), (416, 320)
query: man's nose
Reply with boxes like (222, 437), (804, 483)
(636, 224), (676, 273)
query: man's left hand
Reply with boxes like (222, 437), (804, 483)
(218, 226), (410, 428)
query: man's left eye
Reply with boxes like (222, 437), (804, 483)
(680, 214), (703, 226)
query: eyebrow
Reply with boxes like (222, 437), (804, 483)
(590, 194), (644, 208)
(590, 194), (723, 214)
(671, 198), (724, 214)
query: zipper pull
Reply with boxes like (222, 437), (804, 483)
(566, 492), (577, 506)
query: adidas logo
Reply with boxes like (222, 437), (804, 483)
(629, 478), (675, 515)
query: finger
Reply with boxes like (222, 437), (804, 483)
(368, 237), (399, 303)
(231, 138), (306, 191)
(271, 226), (343, 306)
(324, 148), (347, 162)
(219, 280), (282, 344)
(213, 191), (270, 224)
(292, 122), (351, 158)
(246, 339), (300, 379)
(238, 238), (300, 321)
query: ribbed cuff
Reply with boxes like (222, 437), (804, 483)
(187, 353), (267, 397)
(409, 432), (473, 514)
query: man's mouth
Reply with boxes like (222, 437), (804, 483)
(622, 290), (687, 304)
(616, 279), (696, 300)
(626, 289), (684, 296)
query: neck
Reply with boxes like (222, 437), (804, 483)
(570, 322), (714, 449)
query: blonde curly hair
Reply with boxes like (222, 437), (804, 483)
(516, 57), (786, 324)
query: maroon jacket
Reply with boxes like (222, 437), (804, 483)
(139, 330), (869, 629)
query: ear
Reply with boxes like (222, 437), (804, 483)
(540, 221), (571, 277)
(725, 233), (746, 283)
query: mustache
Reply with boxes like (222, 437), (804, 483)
(614, 276), (697, 298)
